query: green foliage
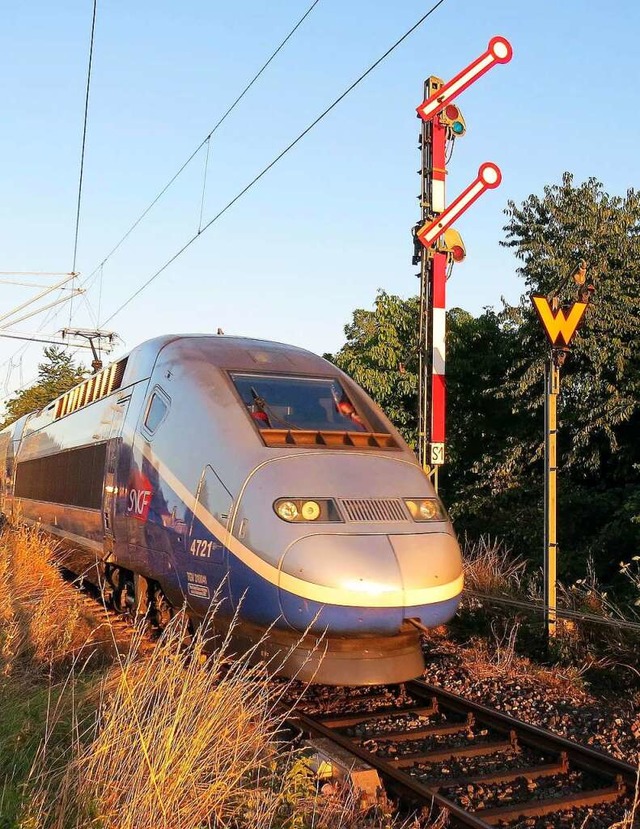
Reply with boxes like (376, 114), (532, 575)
(445, 175), (640, 579)
(501, 173), (640, 476)
(331, 174), (640, 590)
(492, 174), (640, 579)
(1, 347), (86, 428)
(441, 306), (530, 505)
(329, 290), (419, 445)
(0, 677), (86, 829)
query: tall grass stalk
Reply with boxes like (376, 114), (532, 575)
(0, 525), (108, 674)
(0, 525), (416, 828)
(24, 610), (340, 829)
(462, 535), (526, 595)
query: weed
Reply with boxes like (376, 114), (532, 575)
(462, 535), (526, 595)
(0, 525), (110, 676)
(0, 527), (416, 829)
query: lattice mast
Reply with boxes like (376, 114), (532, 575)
(414, 80), (464, 488)
(412, 37), (513, 490)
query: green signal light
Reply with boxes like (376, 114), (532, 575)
(452, 121), (465, 135)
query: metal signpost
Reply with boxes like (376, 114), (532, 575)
(532, 293), (589, 638)
(414, 37), (512, 489)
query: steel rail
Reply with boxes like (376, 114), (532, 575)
(289, 707), (492, 829)
(408, 680), (639, 785)
(58, 570), (639, 826)
(290, 681), (638, 828)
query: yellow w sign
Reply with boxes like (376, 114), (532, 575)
(531, 295), (588, 346)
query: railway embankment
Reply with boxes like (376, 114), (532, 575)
(0, 526), (638, 828)
(0, 527), (394, 829)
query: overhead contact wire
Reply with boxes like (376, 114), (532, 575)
(102, 0), (449, 325)
(85, 0), (322, 286)
(71, 0), (98, 279)
(2, 0), (321, 388)
(0, 0), (99, 384)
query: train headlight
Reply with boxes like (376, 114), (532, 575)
(404, 498), (444, 522)
(276, 500), (299, 522)
(274, 498), (342, 523)
(301, 500), (321, 521)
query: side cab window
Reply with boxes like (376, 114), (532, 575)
(142, 387), (170, 438)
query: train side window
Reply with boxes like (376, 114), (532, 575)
(143, 388), (170, 435)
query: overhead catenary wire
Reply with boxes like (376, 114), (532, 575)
(0, 272), (83, 387)
(0, 271), (76, 277)
(101, 0), (449, 326)
(1, 0), (445, 397)
(0, 1), (322, 399)
(198, 137), (212, 235)
(71, 0), (98, 279)
(81, 0), (322, 293)
(0, 282), (94, 403)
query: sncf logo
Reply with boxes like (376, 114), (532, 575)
(126, 471), (153, 522)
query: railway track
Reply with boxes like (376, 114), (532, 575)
(291, 680), (639, 827)
(67, 576), (638, 826)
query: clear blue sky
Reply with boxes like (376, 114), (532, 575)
(1, 0), (638, 394)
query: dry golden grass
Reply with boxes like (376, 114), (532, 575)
(462, 535), (526, 595)
(0, 525), (111, 675)
(24, 612), (408, 829)
(0, 527), (416, 829)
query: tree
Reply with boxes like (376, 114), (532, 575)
(329, 290), (420, 445)
(328, 290), (531, 498)
(2, 347), (87, 427)
(486, 174), (640, 579)
(441, 307), (533, 524)
(500, 173), (640, 477)
(329, 175), (640, 585)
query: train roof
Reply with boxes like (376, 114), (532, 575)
(122, 334), (333, 379)
(4, 335), (339, 431)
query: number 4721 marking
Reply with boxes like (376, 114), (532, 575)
(190, 539), (214, 558)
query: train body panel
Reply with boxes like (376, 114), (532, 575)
(0, 415), (27, 517)
(0, 334), (464, 684)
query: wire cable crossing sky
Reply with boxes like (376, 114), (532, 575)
(80, 0), (323, 298)
(1, 0), (639, 394)
(101, 0), (449, 326)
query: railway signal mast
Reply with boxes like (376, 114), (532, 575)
(413, 37), (512, 487)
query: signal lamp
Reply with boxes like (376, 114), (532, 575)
(439, 228), (466, 264)
(439, 104), (466, 137)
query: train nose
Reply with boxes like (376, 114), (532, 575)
(279, 535), (405, 635)
(278, 532), (464, 635)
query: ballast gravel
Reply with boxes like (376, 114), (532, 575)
(421, 637), (640, 767)
(277, 635), (640, 827)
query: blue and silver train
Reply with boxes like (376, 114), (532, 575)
(0, 335), (463, 684)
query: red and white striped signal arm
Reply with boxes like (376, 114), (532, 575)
(416, 36), (513, 122)
(417, 163), (502, 249)
(415, 35), (512, 468)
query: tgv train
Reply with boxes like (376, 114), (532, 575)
(0, 335), (463, 684)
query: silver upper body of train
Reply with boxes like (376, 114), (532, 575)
(0, 335), (464, 684)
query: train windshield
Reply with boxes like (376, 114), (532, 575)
(231, 374), (369, 433)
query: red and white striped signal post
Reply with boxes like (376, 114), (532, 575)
(413, 37), (512, 486)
